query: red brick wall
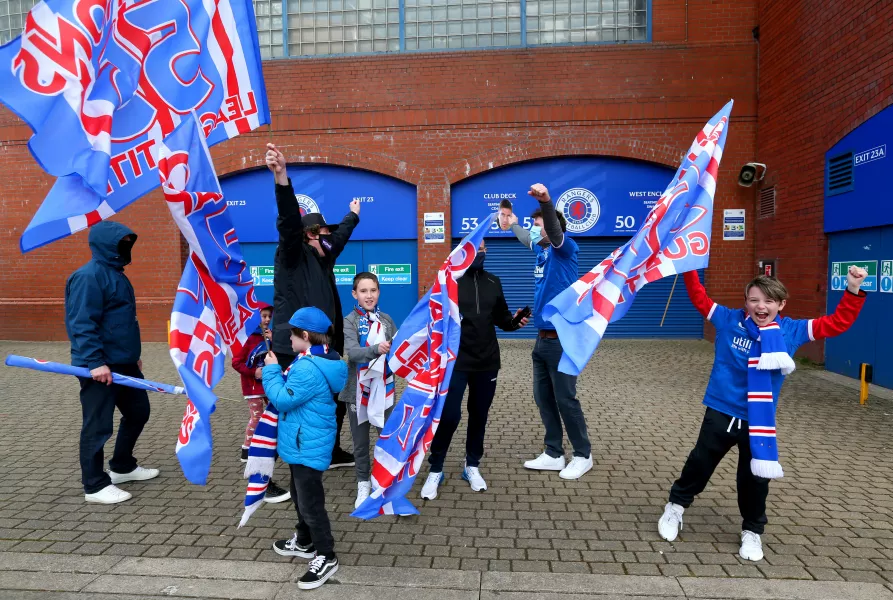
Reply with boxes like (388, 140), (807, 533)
(0, 1), (759, 342)
(755, 0), (893, 361)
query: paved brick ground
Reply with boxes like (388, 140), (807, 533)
(0, 339), (891, 585)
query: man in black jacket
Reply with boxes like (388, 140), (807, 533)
(265, 143), (360, 484)
(419, 240), (529, 499)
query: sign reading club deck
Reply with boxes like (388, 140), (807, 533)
(830, 261), (877, 292)
(370, 264), (412, 285)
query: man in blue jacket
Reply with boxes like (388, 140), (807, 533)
(65, 221), (159, 504)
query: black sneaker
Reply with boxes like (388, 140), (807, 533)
(240, 447), (248, 462)
(297, 555), (339, 590)
(273, 533), (316, 558)
(329, 447), (355, 469)
(264, 481), (291, 503)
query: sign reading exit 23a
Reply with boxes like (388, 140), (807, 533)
(830, 260), (877, 292)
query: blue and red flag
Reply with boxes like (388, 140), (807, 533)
(159, 114), (261, 485)
(543, 100), (733, 376)
(352, 213), (494, 519)
(0, 0), (269, 252)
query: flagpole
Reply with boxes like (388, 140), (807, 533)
(660, 274), (679, 327)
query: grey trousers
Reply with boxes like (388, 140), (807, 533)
(346, 403), (393, 482)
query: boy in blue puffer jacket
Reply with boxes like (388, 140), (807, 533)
(262, 307), (347, 591)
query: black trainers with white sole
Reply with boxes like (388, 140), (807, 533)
(264, 481), (291, 503)
(297, 555), (339, 590)
(273, 533), (316, 558)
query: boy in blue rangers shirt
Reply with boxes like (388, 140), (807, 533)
(658, 266), (868, 563)
(503, 183), (593, 481)
(262, 307), (347, 590)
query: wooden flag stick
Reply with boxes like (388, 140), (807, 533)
(660, 274), (679, 327)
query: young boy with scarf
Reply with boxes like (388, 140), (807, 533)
(261, 307), (347, 590)
(658, 266), (868, 562)
(342, 272), (397, 509)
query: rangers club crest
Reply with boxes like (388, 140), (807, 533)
(295, 194), (320, 216)
(556, 188), (600, 233)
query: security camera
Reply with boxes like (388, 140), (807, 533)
(738, 163), (766, 187)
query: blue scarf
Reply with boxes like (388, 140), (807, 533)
(238, 344), (328, 527)
(743, 316), (795, 479)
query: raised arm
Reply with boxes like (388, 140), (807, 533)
(529, 184), (564, 248)
(810, 266), (868, 340)
(267, 144), (305, 261)
(684, 270), (716, 319)
(327, 201), (361, 261)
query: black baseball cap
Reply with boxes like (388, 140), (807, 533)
(302, 212), (339, 232)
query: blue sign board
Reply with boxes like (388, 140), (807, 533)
(451, 156), (675, 237)
(824, 105), (892, 233)
(220, 165), (418, 242)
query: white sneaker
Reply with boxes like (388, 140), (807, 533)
(559, 455), (593, 480)
(658, 502), (685, 542)
(109, 466), (159, 485)
(85, 484), (132, 504)
(739, 530), (764, 561)
(461, 462), (487, 492)
(355, 481), (372, 509)
(420, 471), (444, 500)
(523, 452), (566, 471)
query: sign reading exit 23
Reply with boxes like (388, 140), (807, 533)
(830, 260), (877, 292)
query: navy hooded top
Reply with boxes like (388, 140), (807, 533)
(65, 221), (142, 369)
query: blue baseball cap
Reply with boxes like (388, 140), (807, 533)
(288, 307), (332, 334)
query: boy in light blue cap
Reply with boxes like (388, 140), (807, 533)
(262, 307), (347, 590)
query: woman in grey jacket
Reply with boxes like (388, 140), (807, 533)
(342, 272), (398, 508)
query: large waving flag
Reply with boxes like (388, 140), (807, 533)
(0, 0), (269, 252)
(160, 114), (262, 485)
(544, 100), (733, 376)
(352, 214), (494, 519)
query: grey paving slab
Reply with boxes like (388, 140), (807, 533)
(0, 553), (121, 573)
(481, 572), (684, 596)
(0, 571), (98, 592)
(479, 595), (686, 600)
(82, 574), (282, 599)
(332, 566), (481, 589)
(0, 594), (201, 600)
(108, 556), (296, 581)
(2, 339), (893, 583)
(276, 586), (478, 600)
(678, 577), (893, 600)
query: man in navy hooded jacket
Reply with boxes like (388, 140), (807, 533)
(65, 221), (159, 504)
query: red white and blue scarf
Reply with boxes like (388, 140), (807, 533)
(238, 344), (328, 527)
(743, 316), (795, 479)
(355, 306), (395, 428)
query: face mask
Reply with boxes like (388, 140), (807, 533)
(117, 240), (133, 266)
(529, 226), (543, 246)
(318, 234), (334, 253)
(471, 253), (486, 270)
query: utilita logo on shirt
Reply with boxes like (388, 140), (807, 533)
(732, 335), (753, 354)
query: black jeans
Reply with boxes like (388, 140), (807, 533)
(289, 464), (336, 558)
(532, 337), (591, 458)
(78, 363), (151, 494)
(277, 352), (347, 450)
(428, 369), (498, 472)
(669, 407), (770, 534)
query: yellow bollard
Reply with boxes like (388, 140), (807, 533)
(859, 363), (872, 405)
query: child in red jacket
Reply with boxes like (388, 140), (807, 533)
(233, 304), (274, 459)
(231, 304), (289, 502)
